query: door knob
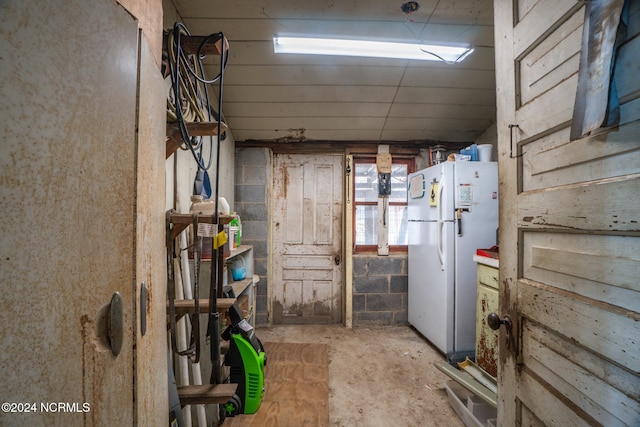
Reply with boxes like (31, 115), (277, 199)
(487, 312), (512, 347)
(487, 312), (511, 331)
(334, 255), (341, 265)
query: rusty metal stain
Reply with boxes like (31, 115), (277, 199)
(281, 163), (290, 199)
(477, 293), (498, 377)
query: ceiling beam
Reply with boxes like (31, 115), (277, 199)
(235, 139), (471, 154)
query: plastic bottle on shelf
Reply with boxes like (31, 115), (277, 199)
(189, 194), (216, 259)
(229, 213), (242, 249)
(230, 258), (246, 281)
(235, 214), (241, 247)
(218, 196), (230, 215)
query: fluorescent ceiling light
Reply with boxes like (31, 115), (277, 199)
(273, 35), (474, 63)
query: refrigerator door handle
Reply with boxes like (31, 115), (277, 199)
(437, 221), (445, 270)
(437, 175), (445, 270)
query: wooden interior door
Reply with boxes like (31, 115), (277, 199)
(494, 1), (640, 425)
(272, 154), (343, 324)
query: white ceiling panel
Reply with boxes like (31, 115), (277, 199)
(393, 86), (495, 105)
(223, 85), (399, 103)
(169, 0), (496, 144)
(224, 102), (391, 118)
(221, 65), (408, 86)
(388, 103), (496, 120)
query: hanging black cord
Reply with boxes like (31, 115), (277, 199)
(213, 36), (225, 224)
(207, 31), (226, 387)
(169, 25), (190, 151)
(194, 32), (229, 84)
(168, 23), (229, 171)
(194, 33), (226, 171)
(173, 23), (210, 170)
(175, 25), (228, 85)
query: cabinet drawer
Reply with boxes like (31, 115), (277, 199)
(477, 264), (499, 290)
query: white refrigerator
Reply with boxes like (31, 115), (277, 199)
(407, 161), (498, 361)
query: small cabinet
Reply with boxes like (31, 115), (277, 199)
(474, 256), (499, 378)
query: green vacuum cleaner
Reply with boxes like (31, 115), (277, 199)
(221, 301), (266, 418)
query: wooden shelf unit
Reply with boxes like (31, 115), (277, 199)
(166, 210), (241, 407)
(165, 30), (236, 409)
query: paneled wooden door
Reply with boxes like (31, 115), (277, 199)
(494, 1), (640, 425)
(272, 154), (343, 324)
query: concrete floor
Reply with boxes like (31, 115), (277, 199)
(255, 324), (465, 427)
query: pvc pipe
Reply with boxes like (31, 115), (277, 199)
(174, 258), (193, 427)
(179, 232), (208, 427)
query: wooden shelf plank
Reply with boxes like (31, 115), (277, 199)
(168, 298), (235, 316)
(177, 383), (237, 405)
(230, 278), (253, 297)
(168, 212), (233, 241)
(184, 121), (228, 136)
(179, 34), (229, 56)
(170, 212), (233, 225)
(226, 245), (253, 260)
(166, 127), (183, 159)
(166, 122), (229, 159)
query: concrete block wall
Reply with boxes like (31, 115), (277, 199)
(234, 147), (271, 326)
(352, 254), (408, 326)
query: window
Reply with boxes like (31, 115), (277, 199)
(353, 157), (413, 252)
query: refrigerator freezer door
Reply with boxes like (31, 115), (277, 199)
(408, 220), (455, 354)
(408, 163), (454, 222)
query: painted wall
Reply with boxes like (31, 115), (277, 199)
(474, 123), (497, 161)
(165, 135), (236, 213)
